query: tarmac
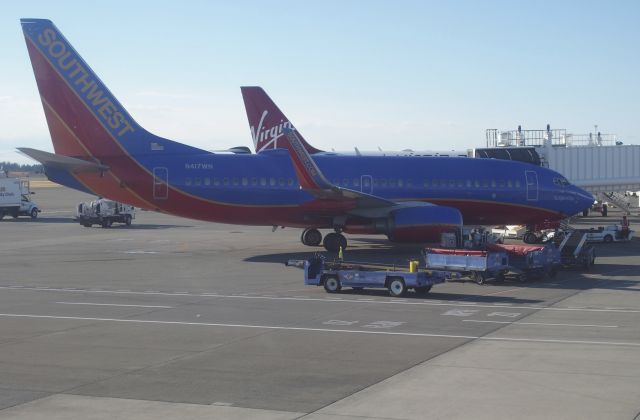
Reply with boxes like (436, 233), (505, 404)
(0, 181), (638, 419)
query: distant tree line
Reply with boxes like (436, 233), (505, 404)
(0, 162), (44, 174)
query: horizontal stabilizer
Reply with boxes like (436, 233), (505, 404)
(17, 148), (109, 173)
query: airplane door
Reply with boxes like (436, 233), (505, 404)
(525, 170), (538, 201)
(361, 175), (373, 194)
(153, 167), (168, 199)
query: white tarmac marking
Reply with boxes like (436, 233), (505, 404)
(2, 286), (640, 313)
(0, 313), (636, 347)
(463, 319), (619, 328)
(56, 302), (173, 309)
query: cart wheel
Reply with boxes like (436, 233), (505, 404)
(603, 235), (613, 243)
(30, 208), (39, 219)
(323, 275), (341, 293)
(101, 219), (112, 228)
(124, 215), (132, 226)
(388, 277), (406, 297)
(473, 272), (486, 285)
(415, 285), (432, 295)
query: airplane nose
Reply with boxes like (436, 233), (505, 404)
(574, 186), (594, 213)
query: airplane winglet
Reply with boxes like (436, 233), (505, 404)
(18, 148), (109, 173)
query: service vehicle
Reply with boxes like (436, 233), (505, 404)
(423, 248), (509, 285)
(77, 198), (135, 228)
(584, 225), (634, 243)
(0, 176), (40, 219)
(287, 255), (454, 297)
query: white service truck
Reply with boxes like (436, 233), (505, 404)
(0, 177), (40, 220)
(77, 198), (135, 228)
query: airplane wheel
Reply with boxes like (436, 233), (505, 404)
(323, 275), (341, 293)
(301, 228), (322, 246)
(323, 232), (347, 253)
(388, 277), (406, 297)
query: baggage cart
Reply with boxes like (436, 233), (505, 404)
(423, 248), (509, 284)
(487, 243), (560, 281)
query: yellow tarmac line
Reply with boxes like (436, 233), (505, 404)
(29, 180), (60, 188)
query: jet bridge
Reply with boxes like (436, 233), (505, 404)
(480, 127), (640, 199)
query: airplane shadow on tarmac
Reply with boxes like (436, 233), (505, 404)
(245, 242), (640, 301)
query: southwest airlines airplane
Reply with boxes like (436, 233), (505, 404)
(19, 19), (593, 252)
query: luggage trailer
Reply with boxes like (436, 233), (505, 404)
(423, 248), (509, 285)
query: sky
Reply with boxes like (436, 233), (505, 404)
(1, 0), (639, 163)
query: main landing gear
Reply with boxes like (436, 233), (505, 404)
(300, 228), (348, 253)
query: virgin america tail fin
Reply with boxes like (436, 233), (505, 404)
(241, 86), (323, 154)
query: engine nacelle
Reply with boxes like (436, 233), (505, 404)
(386, 206), (463, 243)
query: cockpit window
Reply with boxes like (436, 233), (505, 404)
(553, 177), (570, 187)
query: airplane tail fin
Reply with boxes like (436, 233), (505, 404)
(20, 18), (206, 161)
(241, 86), (323, 154)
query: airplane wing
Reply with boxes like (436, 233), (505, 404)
(17, 148), (109, 173)
(282, 128), (431, 216)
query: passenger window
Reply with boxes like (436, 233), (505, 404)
(214, 178), (220, 186)
(406, 179), (412, 187)
(491, 180), (496, 188)
(353, 178), (360, 187)
(251, 177), (257, 186)
(380, 179), (387, 187)
(223, 178), (229, 186)
(457, 180), (464, 188)
(194, 177), (202, 186)
(482, 180), (488, 188)
(232, 178), (239, 186)
(448, 180), (455, 188)
(507, 180), (513, 188)
(260, 177), (267, 186)
(389, 179), (396, 187)
(288, 178), (294, 187)
(242, 177), (248, 186)
(398, 179), (404, 187)
(474, 180), (480, 188)
(499, 180), (505, 188)
(204, 177), (211, 186)
(278, 178), (285, 186)
(423, 179), (429, 188)
(185, 178), (192, 186)
(466, 180), (472, 187)
(515, 180), (521, 188)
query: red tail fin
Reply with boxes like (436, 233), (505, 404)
(241, 87), (323, 154)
